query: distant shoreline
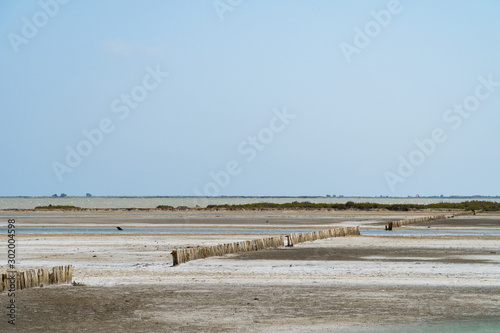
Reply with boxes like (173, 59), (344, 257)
(1, 200), (498, 213)
(2, 197), (500, 211)
(1, 195), (500, 198)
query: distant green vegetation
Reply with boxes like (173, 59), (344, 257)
(425, 201), (500, 211)
(156, 205), (175, 210)
(156, 205), (189, 210)
(204, 200), (500, 212)
(31, 201), (500, 212)
(35, 204), (82, 210)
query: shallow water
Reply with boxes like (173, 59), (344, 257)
(4, 226), (499, 236)
(0, 226), (322, 235)
(2, 196), (500, 209)
(380, 320), (500, 333)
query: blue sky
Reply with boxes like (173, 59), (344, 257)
(1, 0), (500, 197)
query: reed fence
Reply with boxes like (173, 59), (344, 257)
(0, 265), (72, 293)
(172, 226), (360, 265)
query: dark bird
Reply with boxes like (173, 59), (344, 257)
(116, 226), (123, 231)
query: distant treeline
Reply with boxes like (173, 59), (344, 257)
(32, 200), (500, 211)
(204, 200), (500, 211)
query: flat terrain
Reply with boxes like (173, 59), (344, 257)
(8, 283), (500, 333)
(1, 211), (500, 332)
(0, 209), (446, 226)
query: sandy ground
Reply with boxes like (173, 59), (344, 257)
(1, 211), (500, 332)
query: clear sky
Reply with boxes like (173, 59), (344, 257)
(1, 0), (499, 197)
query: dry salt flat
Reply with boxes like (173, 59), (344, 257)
(1, 211), (500, 332)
